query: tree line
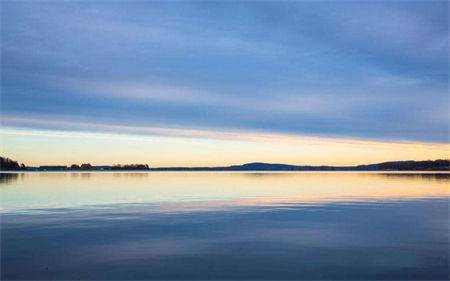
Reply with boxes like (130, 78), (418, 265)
(0, 157), (150, 171)
(0, 157), (26, 171)
(1, 155), (449, 171)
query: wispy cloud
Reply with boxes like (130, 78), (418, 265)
(2, 115), (449, 167)
(2, 115), (449, 149)
(54, 77), (360, 116)
(1, 1), (448, 144)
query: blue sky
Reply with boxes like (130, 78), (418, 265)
(1, 1), (449, 165)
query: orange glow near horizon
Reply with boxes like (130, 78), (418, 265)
(1, 172), (449, 212)
(1, 127), (449, 167)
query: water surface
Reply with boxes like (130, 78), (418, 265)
(1, 172), (449, 280)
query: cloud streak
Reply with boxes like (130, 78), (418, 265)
(2, 116), (449, 167)
(1, 1), (448, 146)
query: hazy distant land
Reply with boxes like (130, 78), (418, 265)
(1, 157), (449, 171)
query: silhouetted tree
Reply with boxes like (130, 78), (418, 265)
(70, 164), (80, 170)
(80, 163), (93, 170)
(111, 164), (150, 170)
(0, 157), (25, 171)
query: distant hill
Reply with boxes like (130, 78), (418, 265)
(1, 156), (449, 171)
(354, 160), (450, 171)
(150, 160), (450, 171)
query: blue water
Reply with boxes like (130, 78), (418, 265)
(1, 172), (449, 280)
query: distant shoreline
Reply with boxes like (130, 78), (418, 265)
(2, 170), (450, 174)
(1, 158), (449, 172)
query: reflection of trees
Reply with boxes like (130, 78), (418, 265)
(70, 173), (92, 179)
(0, 173), (19, 184)
(376, 173), (450, 182)
(112, 172), (149, 178)
(241, 172), (297, 179)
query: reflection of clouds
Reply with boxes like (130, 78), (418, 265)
(241, 171), (450, 185)
(2, 199), (448, 280)
(78, 238), (207, 262)
(2, 172), (449, 213)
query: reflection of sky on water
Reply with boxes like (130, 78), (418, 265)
(1, 173), (449, 279)
(2, 199), (449, 280)
(1, 172), (449, 212)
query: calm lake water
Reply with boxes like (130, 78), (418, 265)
(1, 172), (449, 280)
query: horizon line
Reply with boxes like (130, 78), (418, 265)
(2, 156), (449, 170)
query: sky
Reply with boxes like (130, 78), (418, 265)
(1, 0), (449, 166)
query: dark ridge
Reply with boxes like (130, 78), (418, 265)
(1, 156), (449, 171)
(149, 160), (450, 171)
